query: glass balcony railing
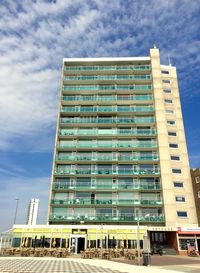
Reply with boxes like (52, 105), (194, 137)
(64, 65), (151, 71)
(62, 95), (153, 101)
(59, 117), (155, 124)
(61, 106), (154, 113)
(59, 128), (156, 136)
(51, 198), (163, 206)
(63, 84), (152, 92)
(57, 142), (158, 149)
(55, 168), (160, 175)
(53, 182), (161, 190)
(49, 213), (164, 223)
(64, 75), (152, 81)
(56, 154), (159, 162)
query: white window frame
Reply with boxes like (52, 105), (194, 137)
(167, 120), (176, 126)
(177, 211), (188, 218)
(166, 109), (174, 114)
(195, 176), (200, 183)
(165, 99), (173, 104)
(172, 168), (182, 174)
(169, 143), (178, 148)
(175, 196), (186, 202)
(170, 155), (180, 161)
(168, 131), (177, 137)
(173, 181), (184, 188)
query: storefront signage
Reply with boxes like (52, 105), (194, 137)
(148, 227), (177, 231)
(178, 227), (200, 235)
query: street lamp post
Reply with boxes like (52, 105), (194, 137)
(101, 223), (103, 259)
(136, 210), (140, 266)
(13, 197), (19, 225)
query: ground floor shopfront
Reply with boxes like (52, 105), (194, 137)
(177, 227), (200, 255)
(1, 225), (200, 255)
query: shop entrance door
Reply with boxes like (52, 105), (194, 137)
(69, 235), (87, 254)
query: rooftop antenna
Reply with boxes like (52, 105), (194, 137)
(168, 54), (172, 66)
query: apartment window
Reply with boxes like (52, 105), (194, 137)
(177, 211), (187, 218)
(171, 155), (180, 161)
(175, 196), (186, 202)
(168, 131), (177, 137)
(172, 168), (182, 174)
(197, 191), (200, 198)
(169, 143), (178, 148)
(164, 89), (172, 93)
(173, 181), (183, 188)
(166, 109), (174, 114)
(165, 99), (173, 104)
(195, 176), (200, 183)
(167, 120), (176, 125)
(163, 79), (170, 84)
(162, 70), (169, 74)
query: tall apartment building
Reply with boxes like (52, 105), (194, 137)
(26, 199), (39, 225)
(47, 47), (197, 238)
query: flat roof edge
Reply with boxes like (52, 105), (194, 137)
(63, 57), (150, 63)
(161, 64), (176, 69)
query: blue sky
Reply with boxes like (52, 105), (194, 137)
(0, 0), (200, 232)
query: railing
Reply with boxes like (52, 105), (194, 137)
(64, 65), (151, 71)
(51, 198), (163, 206)
(59, 128), (156, 136)
(49, 213), (164, 223)
(63, 84), (152, 91)
(62, 95), (153, 101)
(59, 117), (155, 124)
(64, 75), (152, 81)
(55, 168), (160, 175)
(53, 182), (161, 190)
(57, 142), (158, 149)
(56, 154), (159, 161)
(61, 106), (154, 113)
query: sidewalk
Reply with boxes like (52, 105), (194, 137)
(0, 256), (188, 273)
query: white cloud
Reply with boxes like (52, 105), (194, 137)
(0, 0), (199, 152)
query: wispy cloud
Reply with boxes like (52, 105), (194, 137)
(0, 0), (200, 231)
(0, 0), (199, 151)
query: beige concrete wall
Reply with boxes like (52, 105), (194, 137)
(150, 48), (198, 227)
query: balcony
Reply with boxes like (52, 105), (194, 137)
(59, 128), (157, 136)
(54, 167), (160, 176)
(57, 141), (158, 149)
(49, 213), (164, 223)
(63, 84), (152, 92)
(63, 75), (152, 82)
(64, 65), (151, 72)
(61, 105), (154, 113)
(51, 198), (163, 206)
(62, 95), (153, 102)
(56, 154), (159, 162)
(59, 116), (155, 124)
(53, 182), (161, 191)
